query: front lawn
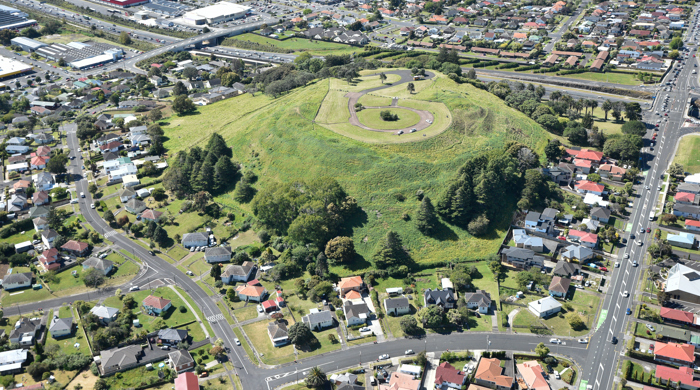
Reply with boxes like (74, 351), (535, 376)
(674, 134), (700, 174)
(233, 305), (260, 322)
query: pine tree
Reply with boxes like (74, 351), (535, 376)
(372, 231), (408, 269)
(205, 133), (230, 160)
(436, 183), (457, 219)
(416, 196), (438, 235)
(315, 252), (328, 278)
(194, 160), (214, 193)
(214, 156), (238, 192)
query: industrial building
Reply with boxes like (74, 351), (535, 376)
(182, 2), (251, 25)
(10, 37), (46, 52)
(142, 1), (189, 16)
(35, 41), (124, 69)
(93, 0), (149, 7)
(0, 56), (32, 79)
(0, 6), (36, 30)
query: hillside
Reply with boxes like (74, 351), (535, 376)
(162, 73), (553, 272)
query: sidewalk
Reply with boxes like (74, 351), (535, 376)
(168, 285), (210, 339)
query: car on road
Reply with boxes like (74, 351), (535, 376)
(622, 290), (629, 297)
(405, 350), (414, 355)
(379, 354), (390, 360)
(611, 337), (618, 344)
(626, 308), (632, 315)
(90, 203), (95, 209)
(633, 260), (638, 267)
(639, 227), (645, 234)
(148, 251), (155, 256)
(80, 192), (85, 198)
(129, 286), (139, 291)
(636, 240), (643, 246)
(615, 261), (620, 267)
(646, 228), (651, 233)
(549, 338), (561, 344)
(578, 338), (588, 344)
(235, 338), (241, 346)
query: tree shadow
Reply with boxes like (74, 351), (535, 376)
(339, 207), (369, 237)
(344, 254), (372, 271)
(428, 219), (459, 242)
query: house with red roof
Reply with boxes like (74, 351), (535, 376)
(660, 307), (695, 325)
(174, 372), (199, 390)
(61, 240), (89, 256)
(685, 219), (700, 232)
(99, 141), (122, 154)
(261, 300), (278, 312)
(473, 358), (512, 390)
(30, 156), (49, 170)
(574, 180), (605, 196)
(573, 159), (593, 174)
(143, 295), (172, 315)
(654, 341), (696, 366)
(435, 362), (468, 389)
(33, 191), (49, 206)
(567, 148), (604, 163)
(141, 209), (164, 222)
(429, 14), (448, 23)
(235, 285), (268, 302)
(39, 248), (60, 271)
(654, 365), (700, 388)
(676, 192), (700, 205)
(379, 371), (421, 390)
(338, 276), (365, 297)
(567, 229), (598, 248)
(36, 146), (51, 157)
(517, 361), (549, 390)
(597, 164), (626, 181)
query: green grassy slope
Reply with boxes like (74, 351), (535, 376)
(162, 74), (552, 271)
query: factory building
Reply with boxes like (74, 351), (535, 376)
(182, 2), (251, 25)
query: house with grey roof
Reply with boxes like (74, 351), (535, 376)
(528, 296), (562, 318)
(181, 232), (208, 248)
(41, 228), (59, 248)
(158, 328), (188, 345)
(9, 318), (40, 346)
(464, 290), (492, 314)
(302, 309), (334, 331)
(424, 288), (456, 309)
(29, 205), (50, 219)
(524, 208), (557, 235)
(553, 261), (582, 278)
(383, 297), (410, 316)
(168, 350), (194, 373)
(512, 229), (543, 252)
(99, 345), (143, 375)
(560, 245), (594, 262)
(118, 188), (136, 203)
(267, 321), (289, 347)
(49, 317), (73, 338)
(90, 305), (120, 324)
(678, 183), (700, 194)
(500, 247), (545, 270)
(125, 198), (147, 214)
(3, 273), (33, 290)
(590, 207), (611, 223)
(204, 246), (232, 263)
(343, 301), (370, 326)
(82, 257), (114, 276)
(673, 203), (700, 220)
(221, 261), (256, 284)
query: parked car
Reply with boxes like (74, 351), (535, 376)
(578, 338), (588, 344)
(550, 338), (561, 344)
(378, 354), (390, 360)
(405, 350), (414, 355)
(646, 324), (656, 332)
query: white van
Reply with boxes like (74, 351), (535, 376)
(649, 212), (655, 221)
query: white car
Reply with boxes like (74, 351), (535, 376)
(90, 203), (95, 209)
(549, 338), (561, 344)
(636, 240), (643, 246)
(615, 261), (620, 268)
(621, 290), (629, 297)
(257, 304), (263, 313)
(235, 338), (241, 346)
(359, 327), (371, 332)
(378, 354), (390, 360)
(646, 324), (656, 332)
(405, 350), (414, 355)
(578, 338), (588, 344)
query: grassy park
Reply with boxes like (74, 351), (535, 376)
(356, 108), (421, 130)
(673, 134), (700, 174)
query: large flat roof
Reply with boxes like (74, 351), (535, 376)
(0, 56), (32, 78)
(186, 2), (250, 19)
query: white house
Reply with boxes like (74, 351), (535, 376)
(383, 297), (410, 316)
(181, 232), (208, 248)
(221, 261), (256, 284)
(301, 309), (334, 331)
(2, 273), (32, 290)
(464, 290), (492, 314)
(204, 246), (232, 263)
(528, 296), (562, 318)
(343, 300), (370, 326)
(49, 317), (73, 338)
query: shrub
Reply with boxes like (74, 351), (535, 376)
(380, 110), (399, 121)
(179, 306), (187, 313)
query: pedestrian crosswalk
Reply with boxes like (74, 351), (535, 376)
(104, 230), (118, 238)
(207, 314), (225, 323)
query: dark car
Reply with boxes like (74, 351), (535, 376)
(611, 337), (618, 344)
(646, 228), (651, 233)
(148, 251), (155, 256)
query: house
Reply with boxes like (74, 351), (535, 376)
(181, 232), (208, 248)
(33, 217), (48, 231)
(302, 309), (334, 331)
(3, 272), (33, 290)
(267, 321), (289, 347)
(61, 240), (89, 256)
(424, 288), (456, 309)
(30, 156), (48, 170)
(235, 284), (267, 302)
(9, 318), (40, 346)
(49, 317), (73, 338)
(676, 192), (700, 205)
(553, 260), (582, 277)
(667, 232), (696, 249)
(660, 307), (695, 325)
(473, 358), (513, 390)
(99, 345), (143, 375)
(140, 209), (163, 222)
(168, 350), (195, 373)
(174, 371), (199, 390)
(656, 325), (691, 343)
(598, 164), (626, 181)
(435, 362), (468, 390)
(8, 194), (27, 212)
(379, 371), (421, 390)
(142, 295), (172, 315)
(575, 180), (605, 195)
(500, 247), (545, 270)
(654, 341), (696, 366)
(30, 205), (50, 220)
(590, 207), (611, 224)
(90, 305), (120, 324)
(118, 188), (137, 203)
(32, 190), (49, 206)
(13, 180), (31, 193)
(548, 276), (571, 298)
(82, 257), (114, 276)
(0, 349), (28, 375)
(330, 372), (359, 385)
(343, 300), (370, 326)
(221, 261), (256, 284)
(567, 230), (598, 248)
(384, 297), (410, 316)
(517, 361), (550, 390)
(654, 366), (700, 389)
(34, 172), (54, 191)
(678, 183), (700, 194)
(674, 204), (700, 220)
(528, 296), (562, 318)
(523, 209), (557, 234)
(39, 248), (60, 271)
(41, 229), (59, 249)
(125, 198), (147, 214)
(665, 263), (700, 303)
(338, 276), (364, 298)
(464, 290), (491, 314)
(158, 328), (189, 345)
(204, 246), (232, 263)
(512, 229), (543, 252)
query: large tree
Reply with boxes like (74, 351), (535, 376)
(46, 153), (68, 174)
(305, 367), (328, 389)
(372, 231), (410, 271)
(288, 322), (315, 346)
(416, 196), (438, 235)
(172, 95), (196, 115)
(324, 236), (356, 264)
(82, 268), (105, 288)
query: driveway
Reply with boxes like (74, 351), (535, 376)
(354, 295), (384, 340)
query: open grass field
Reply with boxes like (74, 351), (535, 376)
(316, 90), (351, 124)
(330, 74), (402, 93)
(356, 108), (421, 130)
(358, 94), (393, 107)
(555, 71), (646, 86)
(673, 134), (700, 174)
(161, 72), (551, 267)
(223, 33), (360, 56)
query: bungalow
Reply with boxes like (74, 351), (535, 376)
(674, 204), (700, 219)
(590, 207), (611, 224)
(182, 232), (208, 248)
(30, 156), (48, 170)
(142, 295), (172, 315)
(0, 349), (28, 375)
(678, 183), (700, 194)
(660, 307), (695, 325)
(567, 230), (598, 248)
(676, 192), (700, 205)
(235, 285), (267, 302)
(575, 180), (605, 196)
(118, 188), (136, 203)
(343, 300), (370, 326)
(528, 296), (562, 318)
(125, 198), (147, 214)
(221, 261), (256, 284)
(100, 140), (122, 154)
(204, 246), (232, 263)
(435, 362), (468, 389)
(383, 297), (410, 316)
(655, 366), (700, 389)
(667, 232), (696, 249)
(338, 276), (364, 298)
(99, 345), (143, 375)
(553, 260), (582, 278)
(654, 341), (695, 366)
(473, 358), (512, 390)
(33, 217), (48, 231)
(598, 164), (626, 180)
(517, 361), (550, 390)
(3, 272), (33, 290)
(424, 288), (456, 309)
(302, 309), (334, 331)
(168, 350), (194, 373)
(175, 372), (199, 390)
(9, 318), (40, 346)
(548, 276), (571, 298)
(500, 247), (545, 270)
(8, 194), (27, 212)
(61, 240), (89, 256)
(158, 328), (189, 346)
(685, 219), (700, 232)
(464, 290), (491, 313)
(32, 191), (49, 206)
(512, 229), (544, 252)
(82, 257), (114, 276)
(267, 321), (289, 347)
(49, 317), (73, 338)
